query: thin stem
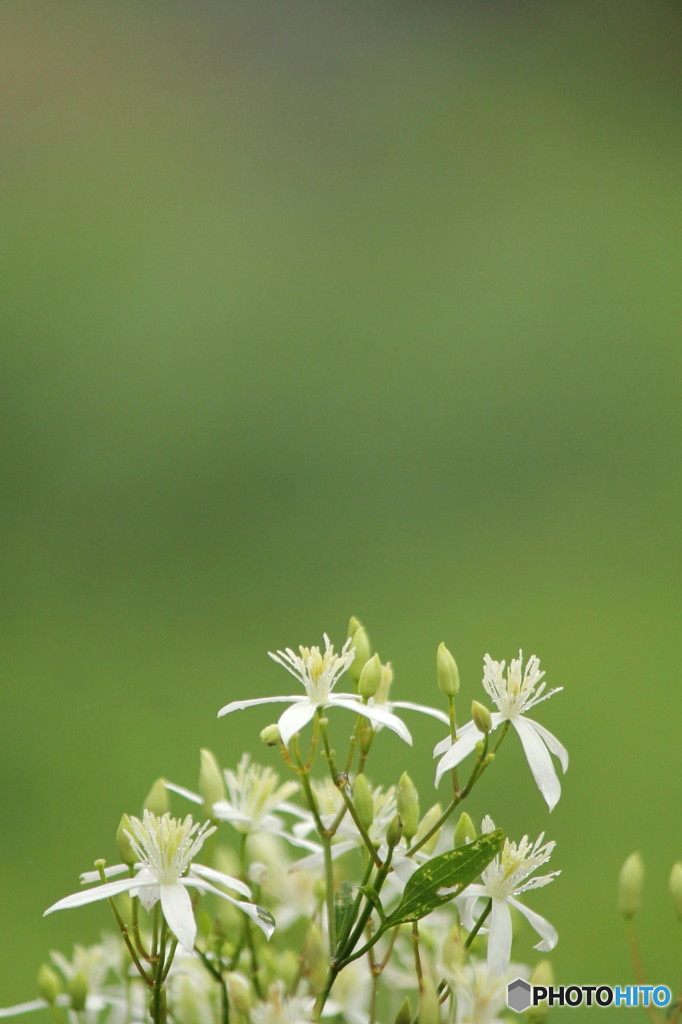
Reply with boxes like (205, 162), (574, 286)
(465, 899), (492, 948)
(412, 921), (424, 992)
(625, 918), (663, 1024)
(151, 921), (168, 1024)
(319, 716), (381, 867)
(96, 863), (152, 986)
(196, 948), (231, 1024)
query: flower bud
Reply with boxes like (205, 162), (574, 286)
(37, 964), (61, 1004)
(418, 975), (440, 1024)
(471, 700), (491, 734)
(199, 748), (226, 816)
(386, 814), (403, 848)
(397, 772), (420, 843)
(349, 626), (371, 683)
(305, 922), (328, 989)
(413, 803), (442, 854)
(68, 971), (88, 1012)
(436, 642), (460, 696)
(142, 777), (169, 817)
(375, 662), (393, 704)
(358, 653), (383, 699)
(454, 811), (477, 848)
(669, 862), (682, 922)
(618, 852), (644, 918)
(116, 813), (136, 866)
(352, 774), (375, 832)
(260, 723), (281, 746)
(441, 924), (465, 972)
(347, 615), (363, 638)
(527, 961), (553, 1022)
(394, 996), (412, 1024)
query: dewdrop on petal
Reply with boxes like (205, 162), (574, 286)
(437, 642), (460, 696)
(352, 774), (375, 833)
(471, 700), (492, 734)
(37, 963), (61, 1004)
(260, 724), (281, 746)
(454, 811), (476, 848)
(199, 748), (227, 816)
(618, 852), (644, 918)
(394, 997), (412, 1024)
(397, 772), (420, 843)
(358, 653), (382, 699)
(669, 862), (682, 922)
(528, 960), (554, 1023)
(143, 777), (169, 816)
(68, 972), (88, 1012)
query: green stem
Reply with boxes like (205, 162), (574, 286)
(465, 899), (492, 948)
(151, 921), (168, 1024)
(96, 863), (152, 986)
(197, 948), (231, 1024)
(319, 716), (381, 867)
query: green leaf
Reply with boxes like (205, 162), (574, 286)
(384, 829), (504, 927)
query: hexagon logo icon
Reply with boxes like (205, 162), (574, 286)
(507, 978), (532, 1012)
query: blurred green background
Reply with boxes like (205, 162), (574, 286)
(2, 0), (681, 1016)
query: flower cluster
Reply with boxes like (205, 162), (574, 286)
(2, 620), (567, 1023)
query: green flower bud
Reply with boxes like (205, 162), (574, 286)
(199, 748), (226, 816)
(386, 814), (403, 848)
(471, 700), (492, 734)
(347, 615), (363, 638)
(436, 642), (460, 696)
(37, 963), (61, 1004)
(528, 961), (554, 1023)
(413, 803), (443, 854)
(68, 971), (88, 1012)
(116, 813), (136, 866)
(669, 862), (682, 922)
(397, 772), (420, 843)
(353, 774), (375, 832)
(618, 852), (644, 918)
(454, 812), (477, 848)
(441, 924), (465, 972)
(375, 662), (393, 704)
(358, 653), (383, 699)
(349, 626), (371, 683)
(260, 723), (281, 746)
(394, 996), (412, 1024)
(306, 922), (328, 989)
(226, 972), (251, 1013)
(418, 975), (440, 1024)
(142, 777), (169, 817)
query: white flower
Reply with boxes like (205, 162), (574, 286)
(446, 960), (529, 1024)
(434, 652), (568, 810)
(450, 817), (559, 974)
(368, 661), (451, 727)
(44, 812), (274, 953)
(218, 635), (413, 747)
(252, 981), (315, 1024)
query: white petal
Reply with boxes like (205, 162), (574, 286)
(487, 899), (513, 974)
(190, 863), (251, 898)
(507, 896), (558, 952)
(333, 698), (412, 744)
(217, 695), (303, 717)
(277, 700), (317, 746)
(185, 878), (275, 939)
(160, 882), (196, 952)
(79, 863), (130, 884)
(389, 700), (451, 724)
(434, 726), (483, 786)
(44, 876), (141, 915)
(165, 782), (203, 805)
(523, 717), (569, 773)
(513, 718), (561, 811)
(0, 1000), (49, 1017)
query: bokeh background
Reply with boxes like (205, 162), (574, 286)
(2, 1), (681, 1016)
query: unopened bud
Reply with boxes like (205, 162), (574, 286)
(527, 961), (554, 1022)
(437, 642), (460, 696)
(68, 971), (88, 1012)
(143, 777), (169, 817)
(353, 774), (375, 832)
(471, 700), (491, 734)
(386, 814), (403, 848)
(670, 862), (682, 922)
(305, 922), (328, 989)
(618, 852), (644, 918)
(260, 724), (281, 746)
(349, 626), (371, 683)
(375, 662), (393, 704)
(394, 996), (412, 1024)
(226, 972), (251, 1013)
(199, 748), (226, 816)
(413, 803), (442, 854)
(418, 975), (440, 1024)
(348, 615), (363, 638)
(441, 924), (465, 972)
(397, 772), (420, 843)
(116, 813), (136, 866)
(358, 653), (383, 699)
(37, 964), (61, 1004)
(454, 812), (476, 848)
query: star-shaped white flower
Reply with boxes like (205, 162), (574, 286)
(218, 635), (412, 747)
(448, 817), (559, 974)
(44, 812), (274, 953)
(434, 652), (568, 810)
